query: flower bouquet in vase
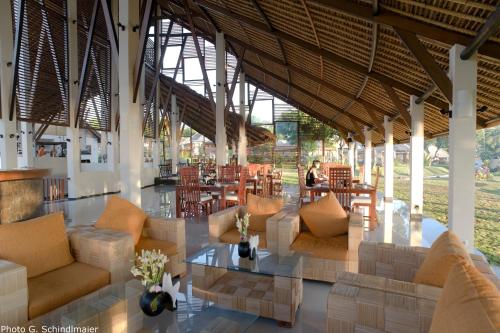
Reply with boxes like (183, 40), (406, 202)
(131, 250), (179, 316)
(236, 213), (251, 258)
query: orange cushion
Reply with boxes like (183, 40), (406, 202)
(0, 212), (74, 278)
(246, 193), (283, 232)
(429, 262), (500, 333)
(298, 191), (348, 238)
(28, 261), (110, 319)
(95, 195), (147, 245)
(135, 237), (178, 256)
(291, 232), (348, 260)
(414, 231), (473, 287)
(219, 228), (267, 248)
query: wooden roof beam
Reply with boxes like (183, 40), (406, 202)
(243, 60), (382, 136)
(382, 84), (411, 127)
(193, 0), (449, 111)
(247, 76), (364, 142)
(99, 0), (119, 65)
(461, 4), (500, 60)
(395, 28), (452, 103)
(308, 0), (500, 60)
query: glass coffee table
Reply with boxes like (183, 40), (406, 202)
(187, 243), (303, 327)
(24, 279), (258, 332)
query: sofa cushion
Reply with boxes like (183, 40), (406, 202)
(291, 231), (348, 260)
(135, 236), (178, 256)
(28, 261), (110, 319)
(219, 228), (267, 248)
(414, 231), (473, 287)
(0, 212), (74, 278)
(429, 262), (500, 333)
(246, 193), (283, 232)
(95, 195), (147, 245)
(298, 191), (348, 238)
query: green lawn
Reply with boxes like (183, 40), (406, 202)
(282, 167), (500, 264)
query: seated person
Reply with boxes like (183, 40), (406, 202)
(306, 160), (322, 187)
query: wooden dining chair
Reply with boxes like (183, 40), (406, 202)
(328, 166), (353, 210)
(179, 166), (199, 185)
(298, 165), (312, 206)
(226, 167), (248, 207)
(352, 166), (380, 211)
(178, 183), (212, 217)
(272, 170), (283, 197)
(218, 165), (237, 183)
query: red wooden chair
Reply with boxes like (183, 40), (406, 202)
(226, 167), (248, 207)
(179, 166), (199, 185)
(218, 165), (237, 183)
(328, 166), (353, 210)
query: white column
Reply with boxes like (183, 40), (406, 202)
(384, 116), (394, 201)
(66, 0), (81, 198)
(383, 201), (393, 243)
(119, 0), (142, 205)
(0, 0), (17, 170)
(363, 127), (372, 184)
(448, 44), (477, 249)
(238, 71), (247, 166)
(170, 94), (178, 174)
(410, 95), (424, 220)
(215, 31), (227, 166)
(348, 133), (355, 175)
(19, 122), (34, 168)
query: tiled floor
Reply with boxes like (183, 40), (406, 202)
(42, 185), (493, 332)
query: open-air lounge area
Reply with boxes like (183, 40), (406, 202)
(0, 0), (499, 332)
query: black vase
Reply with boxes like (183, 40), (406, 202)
(238, 241), (251, 258)
(139, 289), (172, 316)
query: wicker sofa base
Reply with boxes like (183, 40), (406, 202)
(192, 265), (302, 326)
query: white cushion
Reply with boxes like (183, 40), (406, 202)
(351, 196), (370, 204)
(225, 194), (238, 201)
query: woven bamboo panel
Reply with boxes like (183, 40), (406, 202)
(0, 260), (28, 325)
(68, 228), (135, 283)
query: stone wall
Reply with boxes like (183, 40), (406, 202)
(0, 179), (44, 224)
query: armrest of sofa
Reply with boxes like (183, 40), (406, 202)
(69, 228), (134, 283)
(327, 272), (440, 333)
(358, 241), (429, 282)
(347, 211), (363, 270)
(277, 211), (300, 256)
(143, 217), (186, 249)
(0, 260), (28, 325)
(208, 205), (242, 243)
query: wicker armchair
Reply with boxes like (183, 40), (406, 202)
(326, 241), (499, 333)
(0, 227), (134, 325)
(208, 205), (287, 249)
(274, 209), (364, 282)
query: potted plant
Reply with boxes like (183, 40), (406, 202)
(131, 249), (176, 316)
(235, 213), (251, 258)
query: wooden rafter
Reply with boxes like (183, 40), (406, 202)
(395, 28), (452, 103)
(158, 36), (187, 132)
(382, 84), (411, 127)
(143, 20), (174, 133)
(224, 49), (245, 114)
(184, 1), (216, 111)
(74, 0), (99, 127)
(99, 0), (119, 65)
(308, 0), (500, 60)
(192, 0), (449, 111)
(132, 0), (154, 103)
(246, 86), (258, 124)
(243, 60), (382, 135)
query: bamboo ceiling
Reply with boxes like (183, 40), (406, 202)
(159, 0), (500, 144)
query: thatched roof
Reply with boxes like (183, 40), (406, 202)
(159, 0), (500, 144)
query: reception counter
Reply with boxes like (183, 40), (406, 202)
(0, 168), (50, 224)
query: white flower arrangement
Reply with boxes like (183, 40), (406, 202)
(131, 249), (169, 292)
(235, 213), (251, 241)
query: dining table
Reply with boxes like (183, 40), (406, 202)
(175, 183), (239, 218)
(309, 183), (378, 230)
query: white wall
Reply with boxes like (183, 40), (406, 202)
(78, 170), (120, 197)
(141, 164), (158, 187)
(34, 157), (67, 176)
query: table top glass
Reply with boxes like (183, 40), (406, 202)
(26, 279), (258, 332)
(186, 243), (303, 279)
